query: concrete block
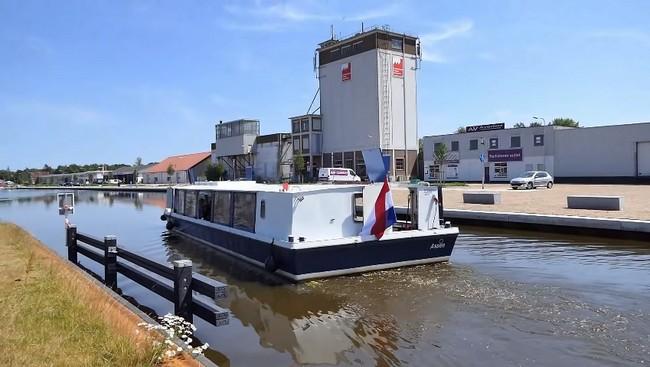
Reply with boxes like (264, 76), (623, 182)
(567, 195), (624, 211)
(463, 192), (501, 205)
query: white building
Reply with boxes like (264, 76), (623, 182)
(422, 122), (650, 183)
(317, 27), (420, 180)
(211, 119), (260, 179)
(252, 133), (292, 182)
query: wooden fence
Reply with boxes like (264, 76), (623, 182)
(65, 224), (228, 326)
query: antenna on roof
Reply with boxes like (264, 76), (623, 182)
(361, 22), (364, 32)
(330, 24), (334, 40)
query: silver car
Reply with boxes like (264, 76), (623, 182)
(510, 171), (554, 189)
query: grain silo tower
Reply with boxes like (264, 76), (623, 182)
(316, 26), (421, 180)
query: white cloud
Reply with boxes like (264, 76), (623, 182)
(0, 100), (112, 127)
(420, 19), (473, 63)
(220, 0), (401, 32)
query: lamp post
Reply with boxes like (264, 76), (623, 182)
(533, 116), (546, 125)
(480, 137), (486, 189)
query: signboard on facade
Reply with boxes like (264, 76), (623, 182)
(392, 57), (404, 78)
(341, 62), (351, 81)
(488, 148), (523, 162)
(466, 123), (505, 133)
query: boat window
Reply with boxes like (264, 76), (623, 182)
(260, 200), (266, 219)
(212, 191), (232, 226)
(198, 191), (213, 221)
(174, 190), (185, 214)
(184, 190), (197, 218)
(353, 193), (363, 222)
(233, 192), (256, 232)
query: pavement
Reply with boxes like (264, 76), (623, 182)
(393, 183), (650, 221)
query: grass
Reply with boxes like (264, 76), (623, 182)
(0, 223), (164, 367)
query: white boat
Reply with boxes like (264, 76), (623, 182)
(161, 181), (459, 282)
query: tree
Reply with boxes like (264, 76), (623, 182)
(529, 121), (543, 127)
(551, 117), (580, 128)
(293, 155), (305, 183)
(166, 164), (175, 184)
(433, 143), (451, 184)
(42, 164), (52, 173)
(205, 163), (225, 181)
(455, 126), (466, 134)
(513, 122), (526, 128)
(133, 157), (143, 185)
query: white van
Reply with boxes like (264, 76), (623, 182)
(318, 168), (361, 182)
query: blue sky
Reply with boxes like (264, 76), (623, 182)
(2, 0), (649, 169)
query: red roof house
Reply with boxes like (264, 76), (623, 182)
(144, 152), (211, 184)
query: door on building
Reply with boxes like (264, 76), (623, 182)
(638, 142), (650, 176)
(484, 166), (490, 183)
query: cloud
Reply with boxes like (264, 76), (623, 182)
(585, 28), (650, 45)
(0, 100), (112, 127)
(419, 19), (473, 63)
(220, 0), (401, 32)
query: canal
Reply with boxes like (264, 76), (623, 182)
(1, 189), (648, 366)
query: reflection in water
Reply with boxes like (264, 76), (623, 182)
(1, 190), (649, 366)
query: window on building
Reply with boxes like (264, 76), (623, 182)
(446, 164), (459, 178)
(301, 119), (309, 132)
(260, 200), (265, 219)
(494, 163), (508, 178)
(312, 118), (322, 131)
(302, 135), (310, 154)
(469, 139), (478, 150)
(489, 138), (499, 149)
(536, 164), (546, 171)
(212, 192), (231, 226)
(292, 120), (300, 133)
(174, 190), (185, 214)
(395, 158), (405, 170)
(352, 193), (363, 222)
(233, 192), (256, 232)
(167, 175), (171, 182)
(451, 141), (459, 151)
(184, 190), (197, 218)
(333, 153), (343, 168)
(511, 136), (521, 148)
(391, 38), (403, 51)
(430, 165), (441, 180)
(293, 136), (300, 153)
(534, 135), (544, 146)
(198, 191), (213, 221)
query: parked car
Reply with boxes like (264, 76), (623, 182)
(510, 171), (554, 189)
(318, 168), (361, 183)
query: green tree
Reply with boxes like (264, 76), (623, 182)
(513, 122), (526, 128)
(455, 126), (466, 134)
(293, 155), (305, 183)
(205, 163), (225, 181)
(433, 143), (451, 184)
(529, 121), (543, 127)
(551, 117), (580, 127)
(133, 157), (142, 185)
(166, 164), (175, 184)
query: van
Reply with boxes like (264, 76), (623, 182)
(318, 168), (361, 183)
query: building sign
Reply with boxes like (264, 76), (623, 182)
(341, 62), (351, 81)
(488, 148), (523, 162)
(466, 123), (505, 133)
(392, 57), (404, 78)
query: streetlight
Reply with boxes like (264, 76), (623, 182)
(533, 116), (546, 125)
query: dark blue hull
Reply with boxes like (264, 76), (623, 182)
(170, 215), (458, 281)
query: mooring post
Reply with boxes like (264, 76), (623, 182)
(104, 235), (118, 290)
(173, 259), (193, 322)
(438, 186), (444, 225)
(66, 224), (77, 263)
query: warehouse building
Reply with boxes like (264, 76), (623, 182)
(422, 122), (650, 183)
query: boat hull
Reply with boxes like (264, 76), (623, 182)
(170, 215), (458, 281)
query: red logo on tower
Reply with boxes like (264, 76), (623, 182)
(392, 57), (404, 78)
(341, 62), (351, 81)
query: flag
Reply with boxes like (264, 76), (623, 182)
(360, 177), (397, 239)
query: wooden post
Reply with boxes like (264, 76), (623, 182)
(66, 224), (77, 263)
(173, 259), (193, 322)
(438, 186), (444, 225)
(104, 235), (118, 290)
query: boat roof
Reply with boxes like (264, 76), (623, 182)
(173, 181), (365, 193)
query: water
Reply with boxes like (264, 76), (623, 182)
(1, 189), (648, 366)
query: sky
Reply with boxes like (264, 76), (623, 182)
(2, 0), (650, 169)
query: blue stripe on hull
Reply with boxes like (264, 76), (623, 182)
(172, 217), (457, 280)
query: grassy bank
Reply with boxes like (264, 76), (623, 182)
(0, 223), (162, 366)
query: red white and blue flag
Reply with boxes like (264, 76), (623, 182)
(360, 177), (397, 240)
